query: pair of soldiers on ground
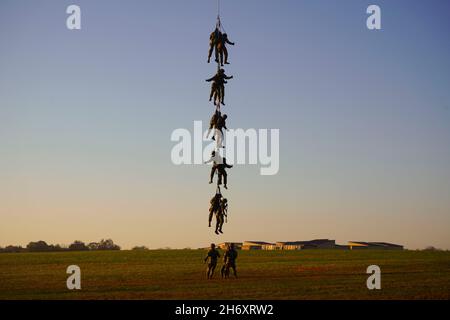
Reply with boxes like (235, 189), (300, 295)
(204, 151), (233, 190)
(207, 110), (228, 149)
(208, 27), (235, 66)
(204, 243), (238, 279)
(208, 191), (228, 235)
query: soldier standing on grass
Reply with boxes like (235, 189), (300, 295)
(204, 243), (221, 279)
(223, 243), (238, 278)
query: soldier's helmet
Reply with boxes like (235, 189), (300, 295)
(211, 243), (216, 249)
(223, 114), (228, 119)
(222, 198), (227, 203)
(219, 69), (225, 73)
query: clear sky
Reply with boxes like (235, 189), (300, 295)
(1, 0), (449, 250)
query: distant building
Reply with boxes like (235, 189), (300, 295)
(262, 243), (279, 250)
(276, 239), (336, 250)
(206, 240), (403, 251)
(275, 241), (303, 250)
(348, 241), (403, 250)
(242, 241), (274, 250)
(218, 242), (243, 250)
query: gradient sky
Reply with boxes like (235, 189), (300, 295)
(1, 0), (449, 250)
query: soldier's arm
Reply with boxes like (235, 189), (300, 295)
(226, 38), (235, 45)
(206, 76), (215, 82)
(224, 75), (234, 80)
(204, 157), (214, 164)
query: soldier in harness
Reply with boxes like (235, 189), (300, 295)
(217, 33), (235, 66)
(206, 68), (233, 106)
(207, 27), (222, 64)
(216, 198), (228, 234)
(208, 191), (222, 229)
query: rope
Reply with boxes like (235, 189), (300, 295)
(217, 0), (220, 19)
(216, 0), (227, 33)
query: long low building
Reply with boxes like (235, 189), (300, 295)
(242, 239), (337, 250)
(217, 240), (404, 251)
(242, 241), (274, 250)
(276, 239), (336, 250)
(348, 241), (403, 250)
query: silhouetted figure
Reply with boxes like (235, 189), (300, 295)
(215, 114), (228, 135)
(217, 157), (233, 189)
(220, 198), (228, 223)
(208, 28), (222, 64)
(206, 110), (221, 140)
(223, 243), (238, 278)
(217, 33), (235, 66)
(216, 198), (228, 234)
(205, 150), (221, 184)
(204, 243), (221, 279)
(205, 151), (233, 189)
(208, 192), (222, 229)
(214, 113), (228, 148)
(215, 208), (224, 235)
(206, 68), (233, 105)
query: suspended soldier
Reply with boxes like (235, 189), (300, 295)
(213, 113), (228, 149)
(204, 243), (221, 279)
(208, 191), (222, 228)
(205, 151), (233, 189)
(205, 150), (221, 184)
(217, 33), (235, 66)
(217, 157), (233, 189)
(206, 68), (233, 106)
(206, 110), (221, 140)
(220, 198), (228, 222)
(207, 27), (222, 64)
(215, 206), (224, 235)
(216, 198), (228, 234)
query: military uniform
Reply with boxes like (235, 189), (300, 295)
(216, 114), (228, 136)
(220, 198), (228, 221)
(206, 69), (233, 105)
(208, 28), (222, 64)
(215, 208), (224, 234)
(205, 151), (221, 184)
(205, 246), (221, 279)
(217, 157), (233, 189)
(209, 193), (222, 227)
(207, 110), (221, 139)
(223, 246), (238, 278)
(216, 198), (228, 234)
(217, 33), (235, 66)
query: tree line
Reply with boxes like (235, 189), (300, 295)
(0, 239), (121, 253)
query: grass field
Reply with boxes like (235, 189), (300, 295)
(0, 249), (449, 300)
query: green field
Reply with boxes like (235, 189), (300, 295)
(0, 249), (449, 300)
